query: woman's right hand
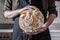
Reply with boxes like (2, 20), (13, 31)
(25, 5), (39, 10)
(19, 5), (39, 13)
(19, 6), (31, 13)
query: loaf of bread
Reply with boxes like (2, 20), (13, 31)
(19, 8), (44, 32)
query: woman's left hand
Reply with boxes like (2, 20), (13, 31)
(25, 24), (48, 35)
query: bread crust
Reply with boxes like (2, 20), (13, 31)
(19, 9), (44, 32)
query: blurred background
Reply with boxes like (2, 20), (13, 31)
(0, 0), (60, 40)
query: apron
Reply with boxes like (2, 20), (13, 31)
(12, 0), (51, 40)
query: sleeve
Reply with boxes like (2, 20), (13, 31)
(3, 0), (12, 12)
(48, 0), (58, 17)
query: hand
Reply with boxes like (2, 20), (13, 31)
(19, 6), (31, 12)
(24, 24), (48, 35)
(18, 6), (32, 13)
(18, 5), (39, 14)
(36, 24), (48, 33)
(25, 5), (39, 10)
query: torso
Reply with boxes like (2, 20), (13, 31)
(12, 0), (51, 40)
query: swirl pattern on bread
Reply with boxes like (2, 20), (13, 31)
(19, 8), (44, 32)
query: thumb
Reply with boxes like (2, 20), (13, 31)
(42, 24), (46, 28)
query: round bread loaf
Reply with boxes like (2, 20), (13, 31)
(19, 8), (44, 32)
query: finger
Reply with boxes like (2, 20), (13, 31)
(27, 6), (39, 10)
(25, 31), (39, 35)
(23, 6), (31, 9)
(40, 28), (47, 32)
(36, 27), (42, 31)
(24, 7), (30, 10)
(41, 26), (48, 31)
(35, 28), (44, 33)
(23, 30), (32, 35)
(25, 5), (39, 11)
(29, 6), (38, 10)
(24, 31), (35, 35)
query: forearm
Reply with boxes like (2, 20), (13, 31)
(44, 13), (57, 27)
(4, 5), (38, 19)
(4, 8), (24, 18)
